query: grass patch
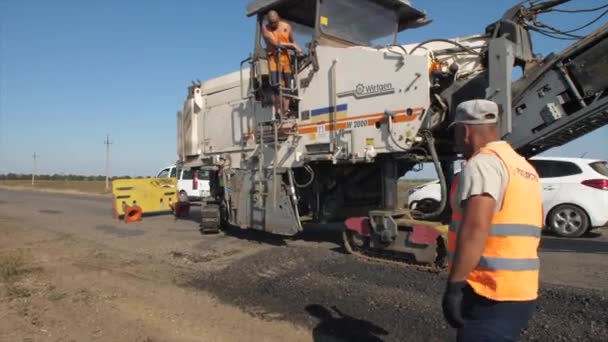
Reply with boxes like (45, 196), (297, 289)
(71, 288), (94, 304)
(0, 253), (26, 283)
(5, 284), (31, 298)
(0, 252), (35, 299)
(47, 291), (67, 301)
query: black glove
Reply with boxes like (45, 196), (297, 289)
(442, 280), (466, 329)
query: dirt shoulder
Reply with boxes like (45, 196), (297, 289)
(0, 181), (110, 197)
(0, 218), (310, 342)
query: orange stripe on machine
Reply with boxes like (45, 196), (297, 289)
(298, 107), (424, 135)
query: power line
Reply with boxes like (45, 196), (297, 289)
(558, 9), (608, 33)
(531, 29), (581, 40)
(529, 5), (608, 41)
(552, 3), (608, 13)
(530, 24), (583, 39)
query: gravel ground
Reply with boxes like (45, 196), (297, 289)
(186, 228), (608, 342)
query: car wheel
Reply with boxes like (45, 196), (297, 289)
(412, 198), (440, 214)
(548, 204), (590, 238)
(409, 200), (419, 210)
(179, 190), (189, 202)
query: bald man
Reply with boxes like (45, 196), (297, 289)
(262, 10), (302, 119)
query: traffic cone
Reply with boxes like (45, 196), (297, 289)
(123, 203), (143, 223)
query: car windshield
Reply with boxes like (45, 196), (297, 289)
(157, 169), (170, 178)
(318, 0), (397, 46)
(589, 161), (608, 177)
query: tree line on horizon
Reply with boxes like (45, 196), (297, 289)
(0, 174), (148, 181)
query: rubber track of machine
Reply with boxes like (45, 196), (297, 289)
(200, 203), (221, 234)
(342, 230), (444, 273)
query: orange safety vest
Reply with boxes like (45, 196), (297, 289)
(266, 24), (292, 73)
(448, 142), (543, 301)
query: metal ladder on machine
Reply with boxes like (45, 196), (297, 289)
(254, 48), (301, 210)
(200, 170), (224, 234)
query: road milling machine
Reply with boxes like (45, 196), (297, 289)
(176, 0), (608, 269)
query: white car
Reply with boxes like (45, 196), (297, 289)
(407, 169), (461, 214)
(529, 157), (608, 237)
(407, 157), (608, 237)
(156, 166), (211, 201)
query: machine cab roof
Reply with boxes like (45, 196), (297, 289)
(247, 0), (430, 47)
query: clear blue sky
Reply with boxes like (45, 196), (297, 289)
(1, 0), (606, 176)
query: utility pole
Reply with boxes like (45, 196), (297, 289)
(104, 135), (113, 191)
(32, 153), (37, 186)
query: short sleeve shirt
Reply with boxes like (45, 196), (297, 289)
(453, 142), (510, 216)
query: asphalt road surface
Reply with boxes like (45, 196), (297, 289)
(0, 188), (607, 341)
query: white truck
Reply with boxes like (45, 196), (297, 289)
(156, 165), (211, 201)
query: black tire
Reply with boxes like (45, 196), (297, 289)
(547, 204), (590, 238)
(342, 229), (369, 254)
(411, 198), (440, 214)
(409, 200), (419, 210)
(179, 190), (189, 202)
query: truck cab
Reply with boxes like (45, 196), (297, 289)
(156, 166), (211, 201)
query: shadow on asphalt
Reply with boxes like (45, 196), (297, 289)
(183, 206), (203, 224)
(297, 223), (343, 244)
(541, 229), (603, 238)
(220, 226), (288, 247)
(540, 235), (608, 254)
(181, 207), (608, 258)
(219, 223), (346, 248)
(306, 304), (389, 342)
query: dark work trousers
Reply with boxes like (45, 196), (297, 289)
(457, 285), (536, 342)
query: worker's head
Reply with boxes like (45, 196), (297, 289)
(451, 99), (500, 159)
(267, 10), (280, 29)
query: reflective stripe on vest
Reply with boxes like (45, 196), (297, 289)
(447, 142), (543, 301)
(447, 252), (540, 271)
(449, 222), (541, 237)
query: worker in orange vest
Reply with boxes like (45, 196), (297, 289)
(442, 99), (543, 341)
(262, 10), (302, 119)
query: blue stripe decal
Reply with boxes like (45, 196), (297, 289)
(311, 104), (348, 116)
